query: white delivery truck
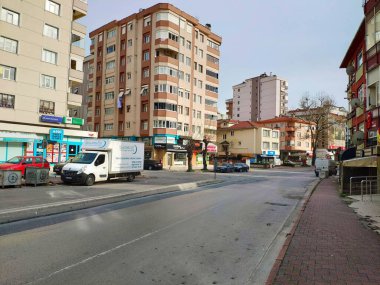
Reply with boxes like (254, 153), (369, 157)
(61, 139), (144, 186)
(315, 158), (337, 177)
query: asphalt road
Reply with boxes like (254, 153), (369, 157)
(0, 168), (316, 285)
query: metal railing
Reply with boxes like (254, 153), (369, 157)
(349, 176), (377, 195)
(361, 177), (377, 201)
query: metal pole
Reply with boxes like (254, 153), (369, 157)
(361, 180), (364, 201)
(377, 145), (380, 195)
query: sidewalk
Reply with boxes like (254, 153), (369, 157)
(268, 177), (380, 285)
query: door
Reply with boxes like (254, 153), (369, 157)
(167, 153), (173, 167)
(93, 153), (108, 181)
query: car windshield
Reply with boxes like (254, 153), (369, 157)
(70, 153), (97, 164)
(6, 156), (23, 164)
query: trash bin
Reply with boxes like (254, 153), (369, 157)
(25, 167), (50, 186)
(0, 170), (22, 188)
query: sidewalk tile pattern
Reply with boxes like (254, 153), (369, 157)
(273, 178), (380, 285)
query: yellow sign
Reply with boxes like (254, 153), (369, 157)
(378, 129), (380, 145)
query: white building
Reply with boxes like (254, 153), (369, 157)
(232, 73), (288, 121)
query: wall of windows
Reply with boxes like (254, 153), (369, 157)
(154, 102), (177, 111)
(153, 120), (177, 129)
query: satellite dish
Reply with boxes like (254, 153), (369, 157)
(350, 98), (362, 108)
(352, 131), (364, 145)
(346, 65), (355, 76)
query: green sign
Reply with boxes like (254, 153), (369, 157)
(72, 118), (84, 126)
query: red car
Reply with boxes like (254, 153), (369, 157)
(0, 156), (50, 176)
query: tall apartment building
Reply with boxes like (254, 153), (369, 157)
(225, 98), (233, 119)
(0, 0), (96, 163)
(86, 3), (221, 166)
(231, 73), (288, 121)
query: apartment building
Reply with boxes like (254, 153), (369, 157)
(0, 0), (96, 163)
(231, 73), (288, 121)
(216, 120), (280, 161)
(86, 3), (221, 167)
(225, 98), (233, 119)
(287, 107), (347, 151)
(259, 117), (314, 162)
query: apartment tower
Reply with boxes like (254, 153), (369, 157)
(86, 3), (221, 165)
(0, 0), (95, 163)
(232, 73), (288, 121)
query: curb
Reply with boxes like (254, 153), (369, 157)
(0, 179), (224, 224)
(265, 177), (322, 285)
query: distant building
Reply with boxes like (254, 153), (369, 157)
(231, 73), (288, 121)
(259, 116), (315, 162)
(287, 107), (347, 151)
(225, 98), (233, 119)
(216, 120), (280, 162)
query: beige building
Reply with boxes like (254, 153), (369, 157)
(85, 3), (221, 166)
(259, 117), (315, 162)
(217, 120), (280, 161)
(231, 73), (288, 121)
(0, 0), (96, 163)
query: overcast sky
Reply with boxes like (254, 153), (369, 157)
(80, 0), (364, 113)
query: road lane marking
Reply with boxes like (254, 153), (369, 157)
(26, 203), (221, 284)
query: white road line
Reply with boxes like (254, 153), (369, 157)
(27, 203), (221, 284)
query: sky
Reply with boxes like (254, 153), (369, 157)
(80, 0), (364, 113)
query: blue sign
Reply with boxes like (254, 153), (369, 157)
(267, 151), (275, 156)
(49, 128), (64, 141)
(40, 115), (63, 124)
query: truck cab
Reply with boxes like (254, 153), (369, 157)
(61, 151), (108, 186)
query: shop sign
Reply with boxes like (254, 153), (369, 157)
(154, 137), (167, 144)
(72, 117), (84, 126)
(40, 115), (63, 124)
(207, 143), (217, 153)
(167, 137), (176, 144)
(63, 117), (73, 124)
(167, 144), (187, 152)
(154, 143), (166, 149)
(49, 128), (64, 142)
(267, 151), (276, 156)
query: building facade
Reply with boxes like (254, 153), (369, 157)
(85, 3), (221, 167)
(231, 73), (288, 121)
(0, 0), (96, 163)
(225, 98), (233, 119)
(259, 117), (314, 162)
(216, 120), (280, 161)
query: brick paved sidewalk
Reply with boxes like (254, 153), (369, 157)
(271, 177), (380, 285)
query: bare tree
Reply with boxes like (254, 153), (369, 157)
(183, 137), (196, 172)
(202, 136), (211, 171)
(296, 93), (339, 166)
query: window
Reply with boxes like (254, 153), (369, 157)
(144, 16), (151, 27)
(106, 60), (115, 70)
(127, 72), (131, 80)
(206, 69), (219, 79)
(119, 73), (125, 82)
(106, 45), (116, 54)
(126, 105), (131, 112)
(196, 126), (201, 133)
(121, 40), (126, 50)
(263, 130), (271, 137)
(0, 36), (18, 53)
(126, 122), (131, 129)
(105, 76), (115, 84)
(142, 121), (148, 130)
(198, 65), (203, 73)
(179, 53), (184, 63)
(127, 39), (132, 47)
(119, 122), (124, 132)
(199, 49), (204, 58)
(185, 73), (190, 83)
(107, 29), (116, 39)
(143, 50), (150, 61)
(95, 108), (100, 116)
(1, 8), (20, 26)
(198, 95), (202, 104)
(142, 103), (148, 112)
(185, 107), (190, 116)
(222, 134), (227, 140)
(104, 124), (113, 131)
(205, 84), (218, 93)
(263, 142), (270, 149)
(184, 124), (189, 132)
(185, 91), (190, 99)
(177, 122), (182, 131)
(95, 124), (100, 132)
(272, 143), (279, 150)
(154, 102), (177, 111)
(186, 57), (191, 66)
(197, 111), (201, 119)
(95, 93), (100, 101)
(127, 22), (133, 31)
(178, 105), (183, 114)
(0, 93), (15, 109)
(357, 51), (363, 67)
(297, 141), (301, 147)
(120, 56), (126, 66)
(207, 54), (219, 65)
(39, 100), (55, 114)
(143, 33), (150, 43)
(198, 80), (203, 89)
(297, 132), (301, 139)
(105, 107), (114, 115)
(45, 0), (60, 15)
(186, 23), (193, 33)
(194, 78), (197, 86)
(358, 85), (364, 103)
(43, 24), (59, 39)
(207, 40), (220, 50)
(153, 120), (177, 129)
(0, 65), (16, 80)
(200, 34), (204, 42)
(154, 84), (178, 94)
(40, 74), (55, 89)
(42, 49), (57, 64)
(195, 30), (199, 39)
(186, 40), (191, 49)
(143, 68), (150, 78)
(98, 34), (103, 42)
(180, 36), (185, 46)
(127, 56), (132, 63)
(231, 131), (234, 136)
(105, 92), (114, 100)
(272, 131), (279, 138)
(305, 142), (310, 148)
(121, 25), (126, 35)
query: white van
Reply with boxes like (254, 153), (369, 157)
(315, 158), (337, 177)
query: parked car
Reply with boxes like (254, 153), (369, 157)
(53, 158), (73, 175)
(0, 156), (50, 176)
(144, 159), (163, 170)
(234, 163), (249, 172)
(216, 163), (234, 173)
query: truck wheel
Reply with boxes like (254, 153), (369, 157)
(85, 174), (95, 186)
(127, 174), (135, 182)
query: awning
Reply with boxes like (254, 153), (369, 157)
(140, 85), (148, 94)
(342, 156), (377, 167)
(118, 91), (124, 98)
(124, 89), (131, 95)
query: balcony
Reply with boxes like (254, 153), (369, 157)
(69, 68), (84, 83)
(285, 126), (295, 132)
(73, 0), (88, 20)
(155, 56), (178, 66)
(155, 38), (179, 52)
(366, 41), (380, 71)
(364, 0), (376, 14)
(68, 93), (82, 107)
(72, 21), (86, 35)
